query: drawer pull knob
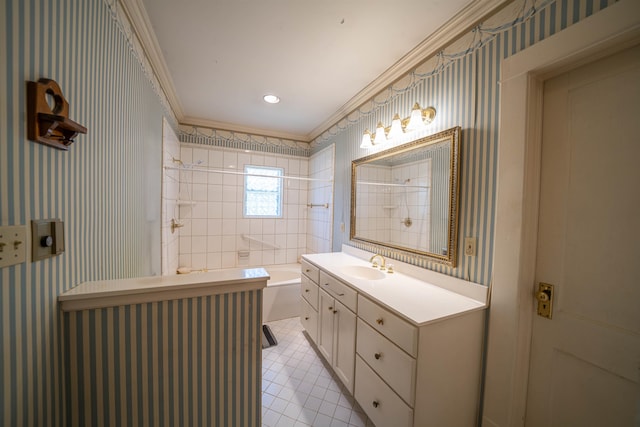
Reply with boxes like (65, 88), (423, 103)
(305, 289), (310, 293)
(304, 316), (310, 320)
(328, 307), (333, 311)
(333, 310), (338, 314)
(323, 283), (329, 286)
(374, 352), (382, 360)
(372, 401), (380, 408)
(305, 269), (311, 272)
(337, 292), (345, 296)
(376, 318), (384, 325)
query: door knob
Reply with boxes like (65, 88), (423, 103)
(536, 291), (549, 302)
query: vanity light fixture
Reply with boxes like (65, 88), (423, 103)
(263, 94), (280, 104)
(374, 122), (387, 145)
(360, 102), (436, 149)
(388, 114), (404, 140)
(360, 130), (373, 148)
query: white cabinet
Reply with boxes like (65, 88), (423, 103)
(318, 288), (357, 393)
(355, 294), (484, 427)
(300, 260), (320, 344)
(301, 252), (486, 427)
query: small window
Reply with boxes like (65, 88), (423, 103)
(244, 166), (283, 217)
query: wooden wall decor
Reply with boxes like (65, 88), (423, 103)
(26, 78), (87, 150)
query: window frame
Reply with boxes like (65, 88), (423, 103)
(243, 165), (284, 218)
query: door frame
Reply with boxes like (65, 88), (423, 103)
(482, 1), (640, 426)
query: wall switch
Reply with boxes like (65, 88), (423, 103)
(31, 219), (65, 261)
(464, 237), (477, 257)
(0, 225), (28, 268)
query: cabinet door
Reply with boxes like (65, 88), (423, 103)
(333, 299), (356, 394)
(317, 288), (334, 362)
(300, 297), (318, 345)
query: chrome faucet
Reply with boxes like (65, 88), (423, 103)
(369, 254), (386, 271)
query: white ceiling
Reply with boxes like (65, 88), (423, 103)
(134, 0), (504, 141)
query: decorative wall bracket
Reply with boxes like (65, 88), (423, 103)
(26, 78), (87, 150)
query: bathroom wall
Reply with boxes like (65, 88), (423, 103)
(176, 144), (309, 269)
(313, 0), (618, 286)
(0, 0), (173, 424)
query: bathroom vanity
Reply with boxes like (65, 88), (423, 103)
(301, 247), (487, 427)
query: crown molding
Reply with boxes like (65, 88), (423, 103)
(180, 116), (310, 143)
(307, 0), (512, 141)
(121, 0), (510, 142)
(119, 0), (185, 119)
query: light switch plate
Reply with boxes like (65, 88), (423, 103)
(0, 225), (28, 268)
(31, 219), (65, 261)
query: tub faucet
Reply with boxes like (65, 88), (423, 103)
(369, 254), (386, 271)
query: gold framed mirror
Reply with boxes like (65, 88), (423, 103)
(350, 126), (461, 267)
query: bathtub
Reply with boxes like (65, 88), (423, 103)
(263, 264), (301, 322)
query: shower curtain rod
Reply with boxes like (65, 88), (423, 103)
(356, 181), (430, 189)
(164, 165), (333, 183)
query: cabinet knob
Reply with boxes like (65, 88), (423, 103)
(328, 307), (333, 311)
(305, 289), (310, 293)
(333, 310), (338, 314)
(304, 316), (309, 320)
(372, 401), (380, 408)
(374, 352), (381, 360)
(376, 318), (384, 325)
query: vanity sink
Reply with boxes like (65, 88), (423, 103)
(340, 265), (386, 281)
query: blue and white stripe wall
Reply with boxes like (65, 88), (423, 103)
(0, 0), (620, 425)
(63, 291), (262, 427)
(314, 0), (618, 287)
(1, 0), (173, 424)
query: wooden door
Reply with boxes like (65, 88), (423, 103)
(526, 45), (640, 426)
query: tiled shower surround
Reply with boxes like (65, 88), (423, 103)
(176, 144), (312, 270)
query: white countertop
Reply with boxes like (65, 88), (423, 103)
(302, 252), (486, 326)
(58, 267), (270, 312)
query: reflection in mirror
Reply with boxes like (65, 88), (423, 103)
(350, 127), (460, 267)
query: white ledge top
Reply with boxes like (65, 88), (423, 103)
(303, 251), (486, 326)
(58, 268), (270, 312)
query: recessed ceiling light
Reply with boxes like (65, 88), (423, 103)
(263, 94), (280, 104)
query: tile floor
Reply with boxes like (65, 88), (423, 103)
(262, 317), (375, 427)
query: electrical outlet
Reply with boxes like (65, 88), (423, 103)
(464, 237), (476, 257)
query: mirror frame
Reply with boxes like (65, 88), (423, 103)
(350, 126), (461, 267)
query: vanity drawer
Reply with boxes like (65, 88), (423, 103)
(355, 355), (413, 427)
(301, 274), (319, 310)
(301, 259), (320, 284)
(357, 319), (416, 405)
(319, 271), (357, 312)
(300, 298), (318, 344)
(358, 295), (417, 357)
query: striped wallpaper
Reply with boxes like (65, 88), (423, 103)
(0, 0), (618, 425)
(1, 0), (172, 424)
(314, 0), (618, 286)
(63, 291), (262, 427)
